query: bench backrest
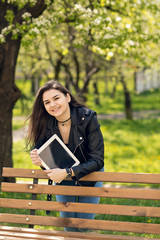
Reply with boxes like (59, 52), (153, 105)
(1, 168), (160, 238)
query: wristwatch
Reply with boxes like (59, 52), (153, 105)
(66, 168), (72, 179)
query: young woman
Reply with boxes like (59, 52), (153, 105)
(28, 80), (104, 232)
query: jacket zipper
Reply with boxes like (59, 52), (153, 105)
(73, 139), (84, 155)
(73, 139), (87, 162)
(79, 144), (87, 162)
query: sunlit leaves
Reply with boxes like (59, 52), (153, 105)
(1, 0), (160, 66)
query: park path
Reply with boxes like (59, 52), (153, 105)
(13, 109), (160, 142)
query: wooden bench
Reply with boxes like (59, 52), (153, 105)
(0, 167), (160, 240)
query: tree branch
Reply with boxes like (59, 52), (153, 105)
(13, 0), (54, 24)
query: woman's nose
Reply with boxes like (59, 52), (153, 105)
(50, 101), (55, 107)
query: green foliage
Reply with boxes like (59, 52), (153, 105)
(12, 119), (25, 130)
(13, 79), (34, 116)
(101, 118), (160, 174)
(5, 10), (14, 24)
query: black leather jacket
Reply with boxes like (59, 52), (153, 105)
(36, 106), (104, 181)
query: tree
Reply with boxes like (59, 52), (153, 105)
(1, 0), (160, 183)
(0, 0), (53, 183)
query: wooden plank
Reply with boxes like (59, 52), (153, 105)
(0, 227), (159, 240)
(0, 237), (28, 240)
(0, 232), (159, 240)
(2, 183), (160, 200)
(2, 168), (160, 184)
(0, 214), (160, 234)
(0, 231), (81, 240)
(1, 198), (160, 217)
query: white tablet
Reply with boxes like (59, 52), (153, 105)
(37, 134), (80, 170)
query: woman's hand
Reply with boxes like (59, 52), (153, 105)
(44, 168), (67, 183)
(30, 149), (43, 167)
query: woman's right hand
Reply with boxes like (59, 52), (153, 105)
(30, 149), (43, 167)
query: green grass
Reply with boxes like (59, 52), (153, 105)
(100, 118), (160, 174)
(13, 139), (34, 169)
(87, 79), (160, 114)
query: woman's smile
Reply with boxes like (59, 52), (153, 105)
(43, 89), (71, 121)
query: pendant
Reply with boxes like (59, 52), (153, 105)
(62, 123), (64, 126)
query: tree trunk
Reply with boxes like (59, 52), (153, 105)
(93, 79), (100, 105)
(0, 0), (52, 184)
(120, 75), (133, 120)
(0, 39), (21, 183)
(111, 76), (118, 99)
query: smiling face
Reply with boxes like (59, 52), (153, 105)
(42, 89), (71, 121)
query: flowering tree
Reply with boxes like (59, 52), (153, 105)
(0, 0), (159, 182)
(18, 1), (160, 99)
(0, 0), (53, 183)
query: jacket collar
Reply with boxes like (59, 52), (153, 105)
(70, 106), (92, 126)
(47, 106), (93, 129)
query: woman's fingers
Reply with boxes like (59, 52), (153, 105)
(30, 149), (42, 166)
(44, 168), (67, 183)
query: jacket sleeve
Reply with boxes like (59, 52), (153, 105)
(72, 113), (104, 180)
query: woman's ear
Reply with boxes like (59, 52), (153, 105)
(66, 93), (71, 103)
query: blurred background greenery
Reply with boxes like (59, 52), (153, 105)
(13, 79), (160, 174)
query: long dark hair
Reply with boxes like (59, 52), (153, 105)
(27, 80), (85, 146)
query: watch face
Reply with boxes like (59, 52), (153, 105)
(66, 168), (72, 179)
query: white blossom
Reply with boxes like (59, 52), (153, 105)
(32, 16), (52, 28)
(12, 28), (20, 35)
(31, 27), (40, 34)
(29, 0), (37, 5)
(106, 17), (112, 23)
(0, 34), (5, 43)
(92, 45), (104, 55)
(7, 0), (16, 3)
(94, 17), (102, 25)
(85, 8), (92, 18)
(104, 34), (112, 39)
(74, 4), (82, 10)
(128, 40), (135, 46)
(93, 9), (98, 14)
(22, 12), (32, 19)
(44, 0), (52, 5)
(1, 25), (13, 34)
(126, 23), (131, 29)
(116, 16), (122, 22)
(123, 49), (128, 54)
(108, 51), (114, 57)
(76, 24), (83, 30)
(106, 26), (112, 31)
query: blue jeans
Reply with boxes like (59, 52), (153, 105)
(56, 169), (104, 232)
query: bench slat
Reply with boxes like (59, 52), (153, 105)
(1, 227), (159, 240)
(2, 182), (160, 200)
(2, 168), (160, 184)
(0, 213), (160, 234)
(0, 231), (159, 240)
(1, 198), (160, 217)
(0, 231), (80, 240)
